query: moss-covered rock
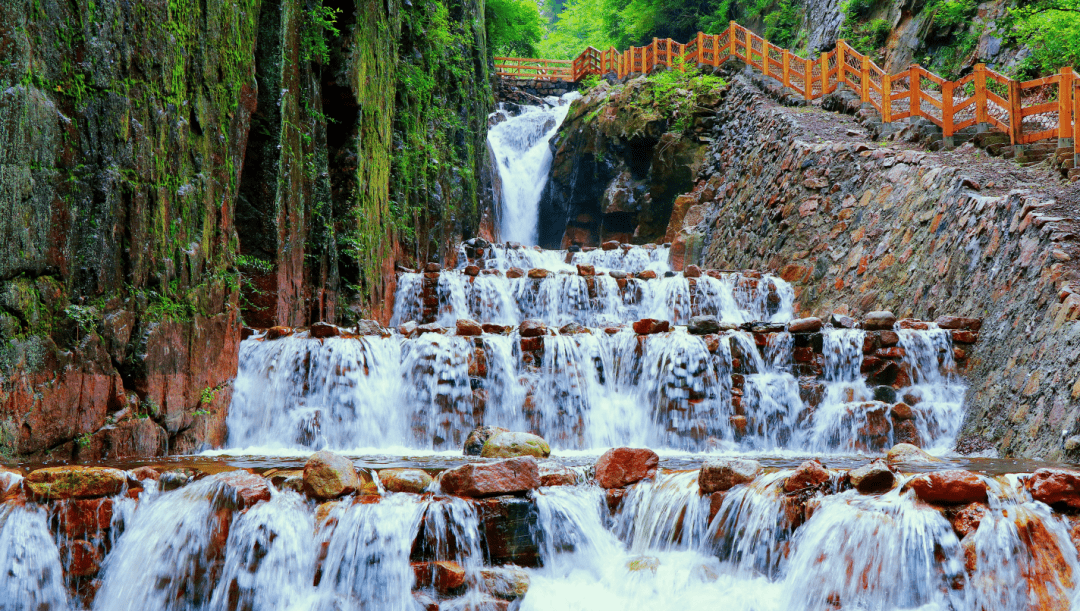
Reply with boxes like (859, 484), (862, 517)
(24, 466), (127, 499)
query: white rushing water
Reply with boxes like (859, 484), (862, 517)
(488, 93), (580, 245)
(0, 500), (69, 611)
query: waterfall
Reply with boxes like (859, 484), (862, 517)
(488, 93), (580, 245)
(0, 500), (69, 611)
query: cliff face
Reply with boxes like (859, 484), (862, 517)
(0, 0), (493, 461)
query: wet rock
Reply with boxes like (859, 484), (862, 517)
(605, 488), (626, 512)
(684, 264), (702, 278)
(830, 313), (856, 328)
(23, 466), (127, 499)
(309, 322), (340, 338)
(632, 319), (670, 335)
(863, 311), (897, 330)
(464, 425), (510, 456)
(54, 498), (114, 538)
(783, 459), (829, 493)
(637, 270), (657, 280)
(698, 458), (762, 493)
(303, 451), (362, 500)
(527, 268), (549, 279)
(506, 267), (525, 279)
(356, 320), (388, 336)
(539, 465), (578, 486)
(708, 491), (727, 521)
(602, 240), (620, 251)
(475, 495), (541, 566)
(480, 566), (531, 599)
(159, 469), (195, 492)
(1026, 468), (1080, 509)
(873, 386), (898, 403)
(217, 470), (272, 509)
(559, 322), (588, 335)
(413, 560), (466, 593)
(63, 539), (103, 577)
(128, 466), (161, 482)
(424, 262), (442, 273)
(456, 319), (483, 336)
(417, 323), (448, 335)
(481, 432), (551, 459)
(688, 316), (721, 335)
(440, 457), (540, 497)
(482, 323), (511, 334)
(627, 555), (660, 573)
(595, 447), (659, 489)
(788, 317), (823, 333)
(398, 321), (419, 337)
(379, 468), (433, 494)
(609, 270), (628, 279)
(519, 320), (547, 337)
(889, 401), (913, 419)
(464, 265), (481, 276)
(413, 592), (438, 611)
(266, 326), (294, 340)
(576, 264), (595, 276)
(848, 460), (895, 494)
(908, 470), (987, 504)
(945, 502), (988, 538)
(885, 443), (939, 464)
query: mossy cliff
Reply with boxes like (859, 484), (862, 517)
(0, 0), (493, 461)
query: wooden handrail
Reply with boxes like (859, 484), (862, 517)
(496, 22), (1077, 148)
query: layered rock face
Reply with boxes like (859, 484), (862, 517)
(669, 75), (1077, 459)
(0, 0), (493, 461)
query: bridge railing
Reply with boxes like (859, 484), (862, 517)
(501, 21), (1077, 150)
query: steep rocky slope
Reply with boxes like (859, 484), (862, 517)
(0, 0), (494, 461)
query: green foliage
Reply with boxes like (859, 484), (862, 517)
(487, 0), (545, 56)
(619, 68), (727, 134)
(763, 0), (801, 47)
(302, 2), (342, 64)
(579, 73), (602, 93)
(844, 0), (874, 19)
(0, 420), (16, 462)
(76, 432), (92, 448)
(64, 304), (99, 338)
(1005, 1), (1080, 78)
(537, 0), (617, 59)
(200, 386), (217, 405)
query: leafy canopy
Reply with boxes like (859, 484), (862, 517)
(486, 0), (546, 57)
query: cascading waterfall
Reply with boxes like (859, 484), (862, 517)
(0, 499), (69, 611)
(487, 93), (580, 245)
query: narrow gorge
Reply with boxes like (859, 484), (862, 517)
(3, 1), (1080, 610)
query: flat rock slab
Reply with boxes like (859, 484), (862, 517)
(24, 467), (127, 499)
(441, 457), (540, 497)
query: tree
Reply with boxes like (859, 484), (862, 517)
(486, 0), (546, 57)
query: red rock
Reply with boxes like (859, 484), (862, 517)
(890, 402), (914, 420)
(684, 265), (702, 278)
(708, 491), (726, 522)
(539, 466), (578, 486)
(440, 457), (540, 497)
(699, 458), (762, 493)
(464, 265), (481, 276)
(783, 459), (829, 493)
(880, 330), (899, 346)
(601, 240), (620, 251)
(309, 322), (340, 338)
(24, 467), (127, 499)
(520, 337), (544, 352)
(863, 311), (897, 331)
(64, 540), (103, 577)
(897, 319), (929, 330)
(413, 592), (439, 611)
(788, 317), (823, 333)
(128, 466), (161, 481)
(632, 319), (670, 335)
(303, 451), (362, 500)
(265, 326), (294, 340)
(482, 323), (509, 334)
(594, 448), (659, 489)
(414, 561), (466, 593)
(54, 498), (114, 538)
(217, 471), (272, 509)
(456, 319), (483, 336)
(908, 470), (987, 504)
(729, 415), (748, 436)
(951, 330), (978, 344)
(1026, 468), (1080, 509)
(576, 264), (595, 276)
(877, 347), (905, 358)
(945, 502), (988, 538)
(506, 267), (525, 279)
(519, 320), (547, 337)
(848, 460), (895, 494)
(527, 268), (549, 279)
(636, 270), (657, 280)
(424, 262), (441, 273)
(935, 316), (982, 331)
(605, 488), (626, 512)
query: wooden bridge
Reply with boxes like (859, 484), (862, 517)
(496, 21), (1078, 154)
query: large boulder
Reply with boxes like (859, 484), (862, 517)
(595, 448), (659, 489)
(848, 460), (895, 494)
(632, 319), (670, 335)
(688, 316), (720, 335)
(456, 319), (483, 336)
(788, 317), (823, 333)
(783, 459), (830, 493)
(886, 443), (939, 464)
(216, 471), (272, 509)
(698, 458), (762, 493)
(519, 320), (547, 337)
(481, 432), (551, 459)
(864, 311), (897, 330)
(309, 322), (341, 338)
(908, 470), (987, 504)
(24, 466), (127, 499)
(303, 451), (362, 500)
(440, 457), (540, 498)
(379, 468), (433, 494)
(1026, 468), (1080, 509)
(464, 425), (509, 456)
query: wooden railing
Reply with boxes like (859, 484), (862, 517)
(498, 21), (1078, 149)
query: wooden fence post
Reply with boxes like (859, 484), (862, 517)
(974, 63), (988, 132)
(782, 49), (790, 87)
(1060, 67), (1074, 149)
(805, 57), (813, 100)
(822, 52), (830, 95)
(942, 80), (954, 148)
(911, 67), (920, 119)
(714, 34), (721, 67)
(697, 32), (704, 67)
(882, 72), (892, 123)
(860, 54), (870, 103)
(837, 42), (846, 88)
(1009, 77), (1022, 150)
(729, 22), (738, 58)
(1074, 79), (1080, 168)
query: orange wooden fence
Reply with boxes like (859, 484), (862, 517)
(496, 21), (1078, 149)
